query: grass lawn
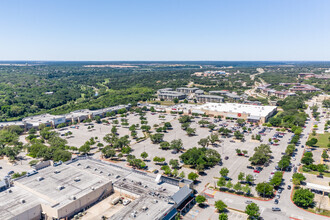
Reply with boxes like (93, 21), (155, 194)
(298, 166), (330, 178)
(308, 132), (329, 148)
(292, 187), (330, 217)
(307, 208), (330, 217)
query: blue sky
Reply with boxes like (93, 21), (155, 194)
(0, 0), (329, 61)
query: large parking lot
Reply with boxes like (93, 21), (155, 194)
(8, 111), (295, 195)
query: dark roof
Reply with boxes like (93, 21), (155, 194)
(171, 185), (192, 205)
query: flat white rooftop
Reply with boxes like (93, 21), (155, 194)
(196, 103), (277, 117)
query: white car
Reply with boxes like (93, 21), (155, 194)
(123, 199), (131, 206)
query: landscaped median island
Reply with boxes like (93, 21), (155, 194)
(291, 185), (330, 217)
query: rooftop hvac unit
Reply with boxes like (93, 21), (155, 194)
(74, 177), (80, 182)
(36, 177), (44, 181)
(57, 185), (64, 191)
(54, 170), (60, 174)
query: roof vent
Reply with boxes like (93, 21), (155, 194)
(85, 165), (90, 169)
(57, 185), (64, 191)
(91, 187), (95, 190)
(70, 195), (76, 200)
(20, 199), (26, 204)
(8, 189), (12, 193)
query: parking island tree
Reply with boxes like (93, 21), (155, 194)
(208, 123), (216, 131)
(170, 139), (183, 152)
(208, 133), (219, 145)
(188, 172), (199, 182)
(218, 213), (228, 220)
(140, 152), (148, 160)
(245, 174), (254, 184)
(195, 195), (206, 206)
(159, 141), (170, 150)
(322, 150), (329, 160)
(292, 173), (306, 185)
(214, 200), (227, 213)
(233, 182), (242, 192)
(226, 181), (233, 190)
(150, 133), (164, 144)
(198, 138), (209, 148)
(293, 189), (315, 208)
(179, 171), (185, 179)
(186, 127), (196, 136)
(169, 159), (179, 169)
(242, 185), (251, 195)
(219, 167), (229, 177)
(217, 177), (226, 188)
(270, 172), (283, 188)
(198, 119), (209, 127)
(256, 182), (274, 197)
(245, 203), (260, 220)
(306, 138), (318, 147)
(249, 144), (272, 165)
(238, 172), (245, 182)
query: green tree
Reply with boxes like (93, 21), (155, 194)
(198, 138), (209, 148)
(292, 173), (306, 185)
(322, 150), (329, 160)
(218, 213), (228, 220)
(238, 172), (245, 182)
(169, 159), (179, 169)
(293, 189), (315, 208)
(186, 127), (196, 136)
(179, 171), (185, 179)
(141, 151), (148, 160)
(160, 141), (170, 150)
(150, 133), (164, 144)
(245, 203), (260, 219)
(215, 200), (227, 212)
(256, 182), (274, 197)
(188, 172), (199, 181)
(249, 144), (272, 165)
(233, 182), (242, 191)
(79, 143), (91, 155)
(226, 181), (233, 190)
(245, 174), (254, 184)
(195, 195), (206, 206)
(220, 167), (229, 177)
(170, 139), (183, 152)
(217, 177), (226, 188)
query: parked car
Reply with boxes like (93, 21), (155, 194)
(247, 166), (254, 169)
(7, 171), (14, 175)
(224, 156), (229, 160)
(274, 199), (279, 204)
(287, 185), (291, 190)
(317, 175), (324, 178)
(276, 194), (280, 199)
(245, 200), (253, 204)
(272, 207), (281, 211)
(278, 189), (282, 194)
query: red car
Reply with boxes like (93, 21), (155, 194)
(254, 170), (260, 173)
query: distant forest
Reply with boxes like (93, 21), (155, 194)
(0, 61), (329, 122)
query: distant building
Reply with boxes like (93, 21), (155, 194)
(196, 95), (224, 103)
(157, 89), (187, 101)
(289, 84), (321, 93)
(176, 87), (199, 94)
